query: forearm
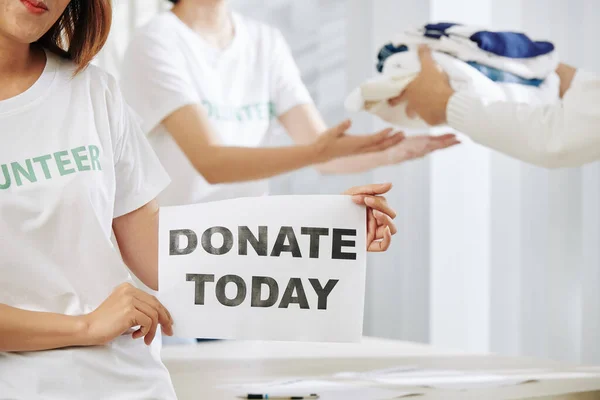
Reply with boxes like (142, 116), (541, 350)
(316, 151), (389, 174)
(194, 145), (318, 184)
(446, 88), (600, 168)
(0, 304), (89, 352)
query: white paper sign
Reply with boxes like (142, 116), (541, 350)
(159, 195), (367, 342)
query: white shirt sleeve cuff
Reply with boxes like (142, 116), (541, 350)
(446, 91), (480, 136)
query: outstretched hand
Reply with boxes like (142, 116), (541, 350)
(344, 183), (397, 252)
(386, 133), (460, 163)
(313, 120), (405, 162)
(388, 45), (454, 126)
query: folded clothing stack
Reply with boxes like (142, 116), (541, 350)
(345, 22), (561, 129)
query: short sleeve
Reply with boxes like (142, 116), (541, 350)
(269, 29), (314, 116)
(106, 75), (171, 218)
(120, 31), (200, 135)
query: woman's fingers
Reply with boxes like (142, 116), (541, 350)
(367, 208), (377, 246)
(325, 119), (352, 138)
(364, 196), (397, 219)
(347, 129), (403, 154)
(368, 226), (392, 252)
(373, 209), (397, 235)
(433, 133), (457, 141)
(132, 290), (173, 334)
(133, 299), (160, 344)
(130, 310), (153, 343)
(345, 182), (392, 196)
(346, 184), (396, 252)
(362, 132), (406, 153)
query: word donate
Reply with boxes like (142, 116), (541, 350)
(159, 196), (367, 342)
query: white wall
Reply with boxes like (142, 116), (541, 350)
(97, 0), (600, 364)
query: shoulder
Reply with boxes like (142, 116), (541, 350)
(52, 55), (127, 130)
(51, 53), (118, 98)
(235, 13), (288, 50)
(127, 12), (179, 54)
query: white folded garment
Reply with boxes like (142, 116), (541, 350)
(345, 50), (560, 130)
(399, 26), (559, 80)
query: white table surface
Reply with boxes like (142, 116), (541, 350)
(161, 337), (600, 400)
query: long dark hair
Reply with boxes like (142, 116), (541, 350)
(37, 0), (112, 73)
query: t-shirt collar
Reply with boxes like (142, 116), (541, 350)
(0, 49), (58, 116)
(168, 10), (243, 60)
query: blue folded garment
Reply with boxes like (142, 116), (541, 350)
(423, 22), (555, 58)
(376, 43), (544, 87)
(423, 22), (459, 38)
(470, 31), (554, 58)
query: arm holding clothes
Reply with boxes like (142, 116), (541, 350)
(271, 28), (459, 172)
(391, 46), (600, 168)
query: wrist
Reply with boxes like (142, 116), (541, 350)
(71, 314), (94, 347)
(307, 141), (329, 164)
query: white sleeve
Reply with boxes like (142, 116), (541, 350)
(106, 75), (171, 218)
(446, 69), (600, 168)
(269, 29), (314, 116)
(120, 32), (200, 135)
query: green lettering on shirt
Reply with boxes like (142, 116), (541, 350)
(0, 164), (11, 189)
(72, 146), (91, 171)
(33, 154), (53, 179)
(89, 145), (102, 171)
(201, 100), (277, 122)
(0, 145), (103, 190)
(54, 150), (76, 176)
(11, 160), (37, 186)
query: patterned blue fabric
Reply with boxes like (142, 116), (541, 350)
(470, 31), (554, 58)
(467, 61), (543, 86)
(423, 22), (554, 58)
(375, 43), (544, 87)
(376, 43), (408, 73)
(423, 22), (459, 38)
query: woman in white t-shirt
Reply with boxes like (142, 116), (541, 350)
(120, 0), (460, 206)
(0, 0), (399, 397)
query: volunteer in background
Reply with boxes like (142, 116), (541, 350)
(390, 45), (600, 168)
(120, 0), (460, 206)
(0, 0), (398, 398)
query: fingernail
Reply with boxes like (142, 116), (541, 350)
(373, 209), (383, 217)
(364, 197), (375, 205)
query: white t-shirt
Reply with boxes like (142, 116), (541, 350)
(0, 52), (176, 400)
(120, 11), (313, 205)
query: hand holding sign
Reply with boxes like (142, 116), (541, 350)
(82, 283), (173, 346)
(159, 185), (396, 342)
(345, 182), (397, 252)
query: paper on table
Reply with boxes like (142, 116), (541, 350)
(334, 366), (419, 379)
(159, 195), (367, 342)
(223, 378), (422, 399)
(371, 369), (600, 390)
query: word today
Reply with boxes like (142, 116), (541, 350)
(186, 274), (339, 310)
